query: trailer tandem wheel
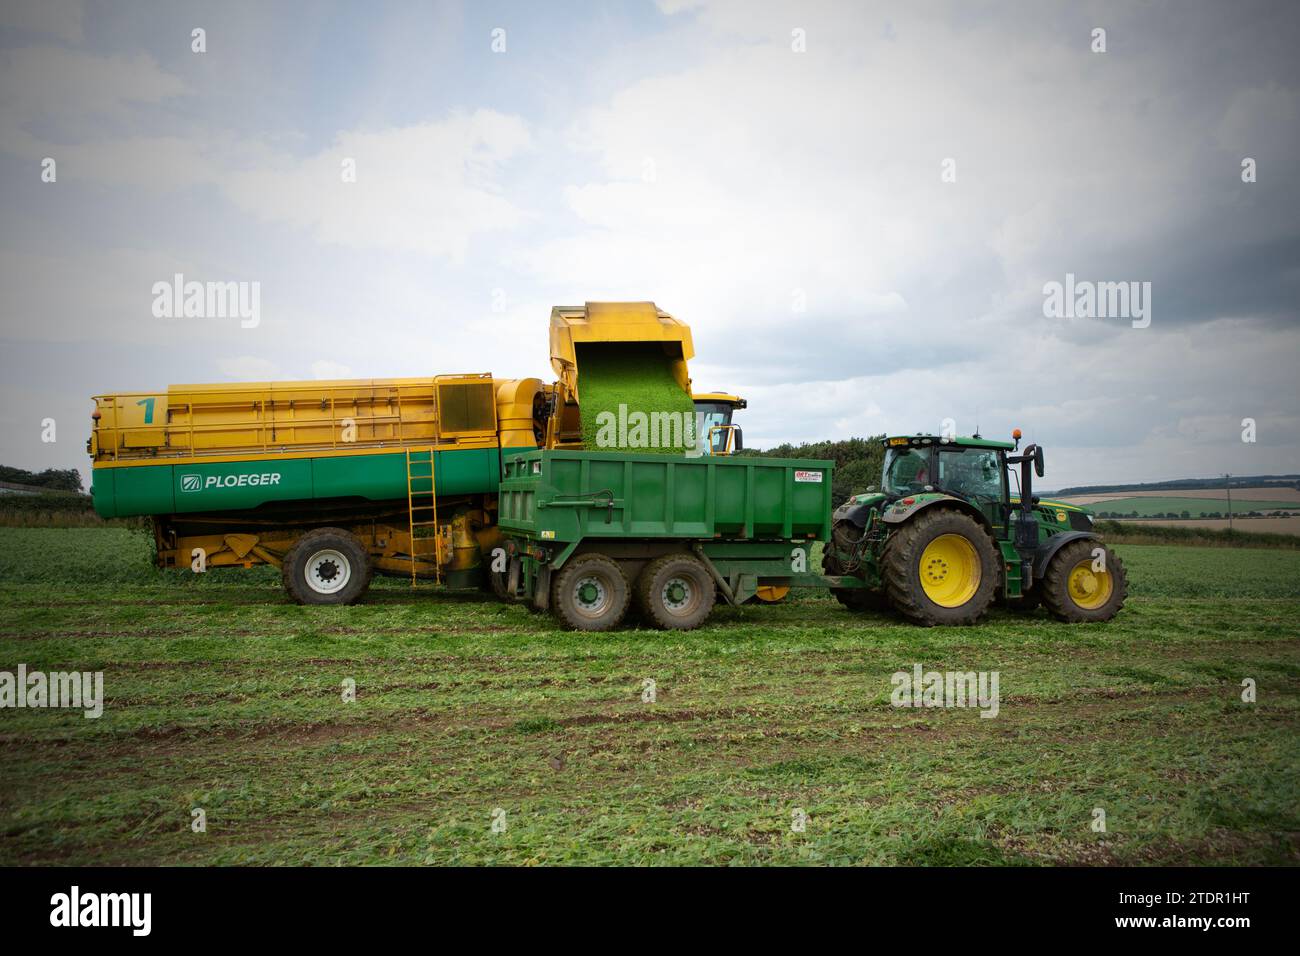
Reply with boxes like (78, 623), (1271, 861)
(550, 553), (631, 631)
(633, 553), (717, 631)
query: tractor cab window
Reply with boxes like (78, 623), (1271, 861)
(883, 447), (931, 495)
(937, 447), (1003, 502)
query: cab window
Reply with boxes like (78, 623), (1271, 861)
(937, 448), (1003, 501)
(883, 448), (931, 495)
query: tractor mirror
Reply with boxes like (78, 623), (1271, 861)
(1034, 446), (1045, 478)
(732, 427), (743, 452)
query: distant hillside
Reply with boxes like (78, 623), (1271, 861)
(1049, 475), (1300, 497)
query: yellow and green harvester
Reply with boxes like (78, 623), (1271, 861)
(88, 302), (746, 603)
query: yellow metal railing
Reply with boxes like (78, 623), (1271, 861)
(91, 375), (497, 463)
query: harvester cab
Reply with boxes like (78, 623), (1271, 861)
(692, 392), (747, 456)
(823, 430), (1127, 626)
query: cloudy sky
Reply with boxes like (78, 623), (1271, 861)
(1, 0), (1297, 490)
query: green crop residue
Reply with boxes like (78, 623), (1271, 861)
(576, 343), (696, 455)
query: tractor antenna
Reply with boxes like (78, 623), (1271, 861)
(973, 407), (981, 440)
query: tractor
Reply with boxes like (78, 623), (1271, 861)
(822, 430), (1127, 626)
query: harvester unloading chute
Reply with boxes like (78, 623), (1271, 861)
(549, 301), (694, 404)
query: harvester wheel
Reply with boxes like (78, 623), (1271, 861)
(282, 527), (372, 606)
(633, 553), (716, 631)
(822, 520), (890, 611)
(551, 553), (630, 631)
(1040, 539), (1127, 623)
(881, 509), (998, 626)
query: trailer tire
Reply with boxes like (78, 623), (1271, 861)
(634, 553), (716, 631)
(486, 566), (516, 602)
(551, 553), (630, 631)
(282, 528), (372, 606)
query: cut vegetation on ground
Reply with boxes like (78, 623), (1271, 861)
(0, 528), (1296, 865)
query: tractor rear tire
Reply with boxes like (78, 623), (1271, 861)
(823, 520), (890, 612)
(634, 553), (716, 631)
(282, 527), (372, 606)
(551, 553), (630, 631)
(881, 509), (998, 626)
(1040, 539), (1127, 623)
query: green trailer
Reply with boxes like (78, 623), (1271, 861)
(495, 448), (861, 630)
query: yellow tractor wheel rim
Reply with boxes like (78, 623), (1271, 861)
(755, 585), (790, 603)
(1067, 559), (1113, 610)
(919, 534), (981, 608)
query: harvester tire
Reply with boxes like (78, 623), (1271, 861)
(551, 553), (630, 631)
(1040, 539), (1127, 623)
(881, 508), (998, 626)
(282, 527), (372, 606)
(634, 553), (716, 631)
(822, 520), (890, 612)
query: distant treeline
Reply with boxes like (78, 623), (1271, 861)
(1053, 475), (1300, 496)
(745, 437), (885, 505)
(0, 465), (84, 492)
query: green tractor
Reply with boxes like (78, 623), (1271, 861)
(822, 431), (1127, 626)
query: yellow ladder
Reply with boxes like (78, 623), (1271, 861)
(405, 447), (442, 586)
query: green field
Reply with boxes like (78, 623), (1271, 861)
(1, 528), (1297, 865)
(1087, 496), (1297, 517)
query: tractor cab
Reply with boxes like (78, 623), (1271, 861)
(881, 434), (1015, 531)
(692, 393), (746, 456)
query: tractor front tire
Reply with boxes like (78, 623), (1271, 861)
(551, 553), (630, 631)
(282, 527), (372, 606)
(881, 509), (998, 626)
(634, 553), (717, 631)
(1040, 539), (1127, 623)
